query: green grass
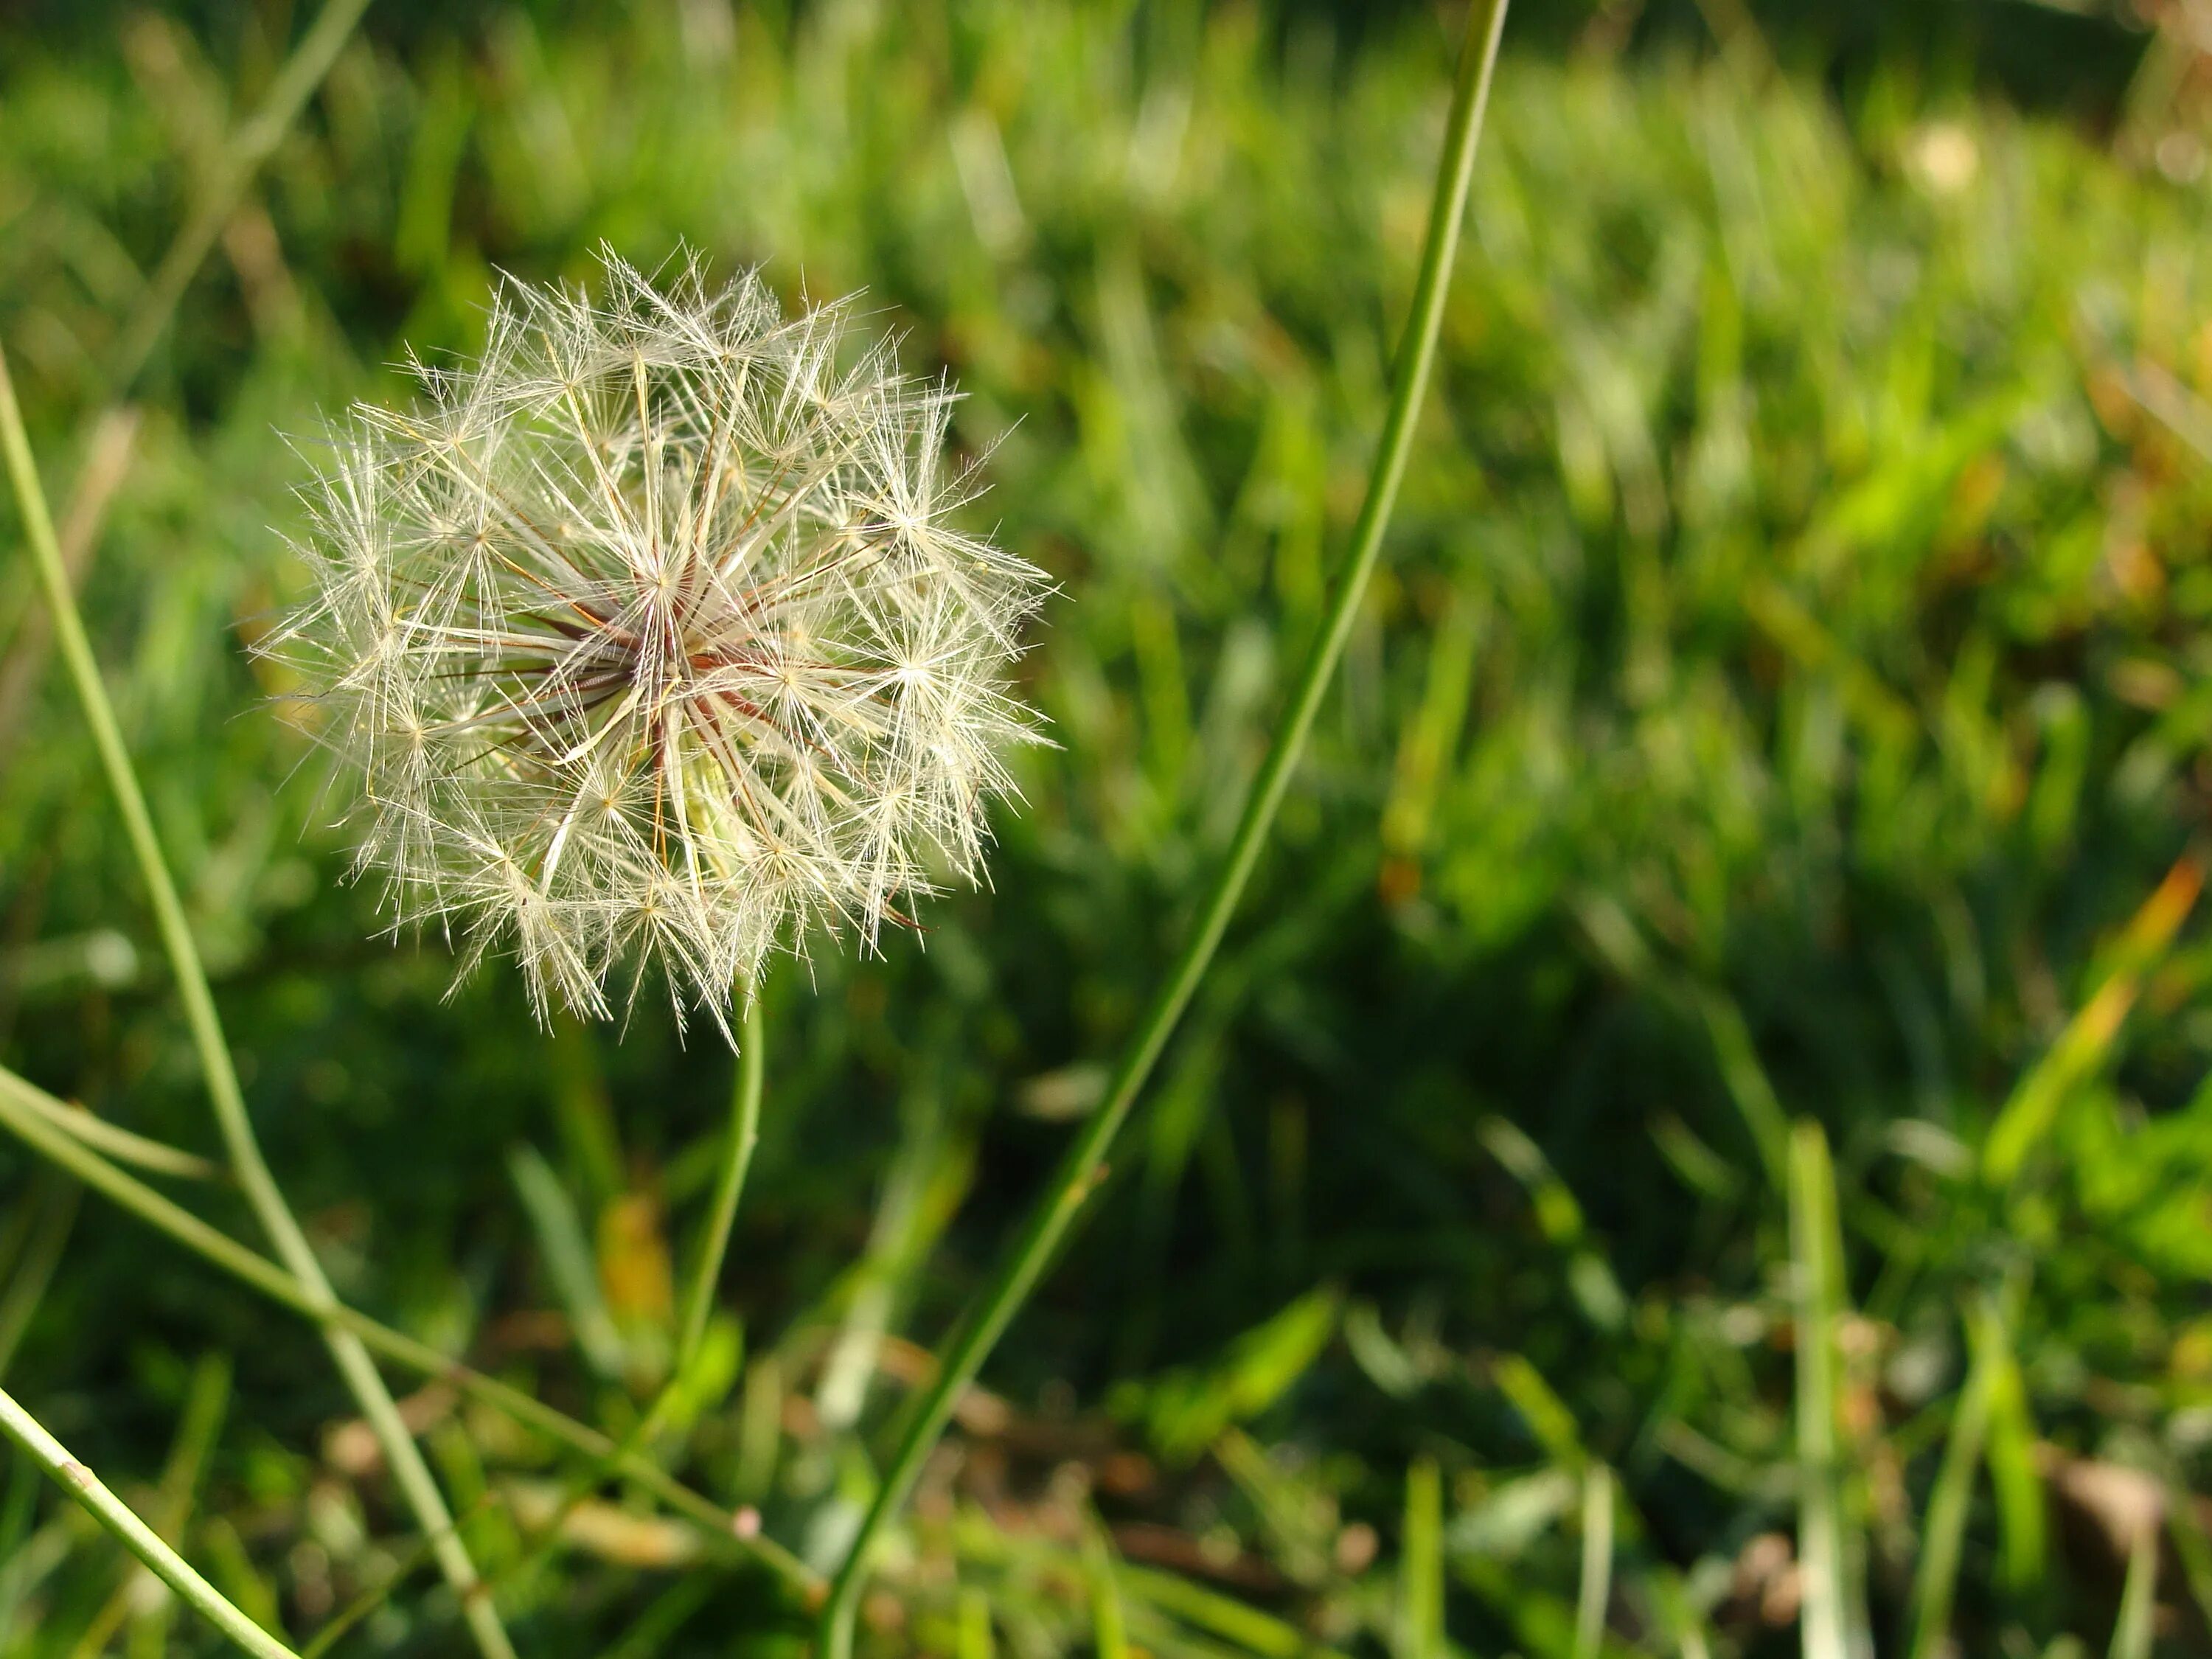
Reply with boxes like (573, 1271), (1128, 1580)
(7, 1), (2212, 1655)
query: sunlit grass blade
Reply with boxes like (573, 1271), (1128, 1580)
(1115, 1559), (1353, 1658)
(2109, 1528), (2157, 1659)
(1984, 850), (2201, 1186)
(1083, 1523), (1132, 1659)
(1573, 1464), (1613, 1659)
(815, 4), (1513, 1644)
(0, 1384), (297, 1659)
(1975, 1304), (2045, 1591)
(956, 1586), (995, 1659)
(1905, 1304), (2000, 1659)
(1399, 1457), (1445, 1659)
(1789, 1120), (1869, 1659)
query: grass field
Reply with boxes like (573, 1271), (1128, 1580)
(7, 1), (2212, 1655)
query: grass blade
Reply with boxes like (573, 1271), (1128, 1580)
(507, 1144), (626, 1380)
(7, 1088), (220, 1183)
(0, 1178), (77, 1380)
(956, 1586), (995, 1659)
(1789, 1121), (1868, 1659)
(1083, 1523), (1132, 1659)
(2109, 1529), (2157, 1659)
(62, 1349), (232, 1659)
(1573, 1464), (1614, 1659)
(1399, 1457), (1445, 1659)
(1984, 852), (2201, 1186)
(1905, 1305), (1999, 1659)
(1975, 1305), (2045, 1590)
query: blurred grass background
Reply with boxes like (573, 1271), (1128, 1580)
(9, 0), (2212, 1654)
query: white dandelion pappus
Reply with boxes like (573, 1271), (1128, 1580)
(268, 249), (1048, 1034)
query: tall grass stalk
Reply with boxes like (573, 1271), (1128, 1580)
(0, 345), (515, 1659)
(0, 1384), (298, 1659)
(815, 1), (1514, 1647)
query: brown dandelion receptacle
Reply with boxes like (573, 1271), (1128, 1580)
(267, 250), (1047, 1033)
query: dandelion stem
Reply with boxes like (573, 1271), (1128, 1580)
(0, 346), (516, 1659)
(815, 2), (1513, 1648)
(679, 992), (765, 1375)
(0, 1385), (299, 1659)
(0, 1061), (820, 1595)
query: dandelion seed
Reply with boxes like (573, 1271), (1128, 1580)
(265, 248), (1048, 1035)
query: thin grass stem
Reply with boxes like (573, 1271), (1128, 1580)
(814, 3), (1512, 1649)
(0, 1385), (298, 1659)
(0, 344), (512, 1659)
(12, 1088), (222, 1183)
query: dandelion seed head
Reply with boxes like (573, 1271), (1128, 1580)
(267, 247), (1048, 1036)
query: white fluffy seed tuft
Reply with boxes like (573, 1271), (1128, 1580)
(265, 248), (1048, 1036)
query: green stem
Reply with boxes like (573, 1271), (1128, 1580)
(0, 1062), (819, 1595)
(10, 1086), (222, 1183)
(678, 993), (765, 1377)
(0, 1385), (298, 1659)
(815, 3), (1512, 1649)
(0, 346), (512, 1659)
